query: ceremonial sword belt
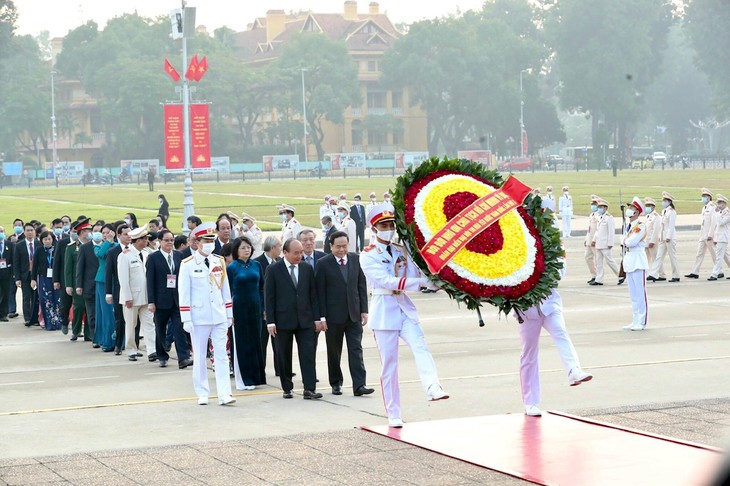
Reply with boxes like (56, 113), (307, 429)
(371, 289), (404, 296)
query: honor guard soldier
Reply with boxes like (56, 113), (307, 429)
(585, 195), (600, 284)
(179, 222), (235, 406)
(320, 195), (335, 220)
(644, 197), (661, 268)
(360, 203), (448, 428)
(708, 194), (730, 281)
(239, 213), (263, 257)
(647, 192), (680, 282)
(278, 204), (301, 242)
(621, 197), (649, 331)
(558, 186), (573, 238)
(541, 185), (556, 212)
(686, 188), (717, 279)
(335, 202), (357, 253)
(590, 199), (620, 285)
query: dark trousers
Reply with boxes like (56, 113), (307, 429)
(7, 283), (17, 314)
(82, 293), (95, 341)
(274, 326), (317, 392)
(0, 278), (11, 317)
(261, 319), (280, 376)
(59, 288), (73, 329)
(70, 294), (86, 336)
(113, 302), (125, 349)
(325, 319), (367, 388)
(356, 223), (365, 252)
(154, 307), (190, 361)
(20, 278), (39, 324)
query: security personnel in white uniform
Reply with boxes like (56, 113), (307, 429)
(686, 188), (716, 278)
(278, 204), (302, 242)
(585, 195), (600, 283)
(240, 213), (263, 257)
(648, 191), (680, 282)
(319, 195), (335, 221)
(541, 185), (556, 212)
(360, 203), (448, 428)
(644, 198), (661, 267)
(590, 199), (620, 285)
(708, 195), (730, 281)
(117, 225), (157, 361)
(621, 197), (649, 331)
(558, 186), (573, 238)
(178, 222), (236, 406)
(335, 202), (357, 253)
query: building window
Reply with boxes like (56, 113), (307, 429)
(367, 60), (378, 72)
(361, 23), (380, 34)
(391, 91), (403, 109)
(367, 91), (386, 109)
(352, 119), (362, 146)
(368, 130), (386, 146)
(392, 130), (402, 146)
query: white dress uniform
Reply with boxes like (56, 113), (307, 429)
(689, 195), (717, 276)
(649, 197), (680, 280)
(559, 191), (573, 238)
(360, 205), (446, 424)
(179, 250), (234, 403)
(241, 223), (264, 257)
(592, 207), (619, 284)
(281, 217), (301, 243)
(117, 245), (156, 358)
(644, 205), (661, 266)
(584, 208), (599, 279)
(541, 190), (556, 212)
(340, 216), (357, 253)
(710, 200), (730, 279)
(621, 200), (649, 330)
(320, 203), (335, 221)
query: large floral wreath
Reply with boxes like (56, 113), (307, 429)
(392, 157), (563, 316)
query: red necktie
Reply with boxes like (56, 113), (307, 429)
(339, 258), (345, 267)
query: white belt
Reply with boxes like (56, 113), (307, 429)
(371, 289), (404, 296)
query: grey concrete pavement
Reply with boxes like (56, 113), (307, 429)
(1, 226), (728, 484)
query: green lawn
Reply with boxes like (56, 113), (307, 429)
(1, 168), (725, 231)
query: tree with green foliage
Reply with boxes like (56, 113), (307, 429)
(269, 33), (361, 160)
(0, 0), (17, 58)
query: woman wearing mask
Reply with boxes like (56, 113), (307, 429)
(31, 231), (62, 330)
(647, 192), (680, 282)
(228, 237), (266, 390)
(94, 224), (118, 351)
(158, 194), (170, 220)
(124, 213), (139, 230)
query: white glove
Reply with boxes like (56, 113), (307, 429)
(183, 321), (193, 333)
(420, 277), (439, 291)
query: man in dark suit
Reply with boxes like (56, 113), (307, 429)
(146, 229), (191, 369)
(105, 223), (130, 354)
(76, 221), (101, 343)
(297, 229), (325, 269)
(52, 227), (73, 334)
(12, 223), (40, 325)
(315, 230), (374, 396)
(321, 216), (337, 254)
(349, 194), (367, 252)
(0, 226), (14, 321)
(265, 238), (324, 399)
(255, 236), (282, 376)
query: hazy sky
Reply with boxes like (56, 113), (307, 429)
(14, 0), (487, 38)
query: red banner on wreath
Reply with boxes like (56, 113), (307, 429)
(190, 104), (211, 169)
(164, 104), (184, 170)
(420, 176), (533, 274)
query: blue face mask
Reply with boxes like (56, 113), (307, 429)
(54, 228), (63, 236)
(322, 224), (329, 231)
(590, 204), (598, 212)
(0, 233), (5, 241)
(92, 232), (103, 243)
(646, 206), (653, 214)
(14, 226), (22, 235)
(701, 196), (709, 204)
(62, 225), (70, 232)
(597, 207), (606, 215)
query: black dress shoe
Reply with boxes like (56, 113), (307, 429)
(669, 278), (680, 282)
(283, 391), (293, 399)
(61, 325), (68, 334)
(0, 317), (8, 322)
(587, 278), (595, 284)
(70, 334), (79, 341)
(164, 344), (172, 353)
(303, 390), (323, 400)
(114, 347), (122, 355)
(617, 277), (625, 285)
(8, 313), (18, 318)
(354, 385), (375, 396)
(646, 276), (656, 282)
(148, 353), (158, 362)
(102, 347), (114, 352)
(589, 281), (603, 286)
(332, 385), (343, 395)
(655, 277), (667, 282)
(159, 360), (168, 368)
(708, 276), (718, 281)
(24, 321), (31, 327)
(92, 343), (100, 348)
(128, 355), (138, 361)
(178, 358), (193, 369)
(685, 273), (699, 279)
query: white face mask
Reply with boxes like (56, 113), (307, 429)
(662, 200), (670, 208)
(625, 209), (635, 218)
(201, 242), (215, 255)
(377, 229), (395, 242)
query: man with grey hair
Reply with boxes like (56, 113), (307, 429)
(255, 235), (282, 376)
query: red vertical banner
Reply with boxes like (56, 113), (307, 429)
(521, 129), (528, 156)
(164, 104), (184, 170)
(190, 104), (211, 169)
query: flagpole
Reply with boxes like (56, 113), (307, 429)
(181, 1), (194, 234)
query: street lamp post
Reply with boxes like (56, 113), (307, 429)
(301, 68), (308, 162)
(177, 2), (196, 234)
(519, 69), (528, 159)
(51, 70), (58, 176)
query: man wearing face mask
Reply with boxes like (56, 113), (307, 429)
(76, 222), (102, 344)
(65, 219), (90, 341)
(585, 195), (600, 284)
(590, 199), (620, 286)
(50, 219), (64, 244)
(621, 197), (650, 330)
(52, 219), (75, 334)
(240, 213), (263, 257)
(179, 222), (235, 406)
(643, 198), (661, 267)
(319, 195), (335, 221)
(558, 186), (573, 238)
(708, 195), (730, 281)
(321, 216), (337, 254)
(686, 188), (717, 279)
(647, 192), (680, 283)
(0, 226), (13, 322)
(541, 186), (556, 212)
(360, 203), (448, 428)
(61, 216), (72, 239)
(335, 202), (357, 253)
(278, 204), (301, 242)
(350, 193), (367, 252)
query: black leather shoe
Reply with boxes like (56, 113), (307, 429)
(655, 277), (667, 282)
(128, 355), (138, 361)
(646, 276), (656, 282)
(159, 360), (168, 368)
(102, 347), (114, 352)
(178, 358), (193, 369)
(0, 317), (8, 322)
(24, 321), (31, 327)
(164, 344), (172, 353)
(719, 273), (725, 278)
(354, 385), (375, 396)
(92, 343), (100, 348)
(114, 347), (121, 355)
(685, 273), (699, 279)
(70, 334), (78, 341)
(669, 278), (680, 282)
(148, 353), (158, 362)
(61, 325), (68, 334)
(587, 278), (595, 284)
(332, 385), (343, 395)
(8, 313), (18, 318)
(283, 391), (293, 399)
(708, 276), (718, 281)
(303, 390), (323, 400)
(617, 277), (625, 285)
(589, 281), (603, 286)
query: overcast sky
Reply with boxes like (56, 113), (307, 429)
(14, 0), (487, 38)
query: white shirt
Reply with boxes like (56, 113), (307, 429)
(335, 255), (348, 266)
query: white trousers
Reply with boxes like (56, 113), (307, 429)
(690, 239), (716, 275)
(191, 323), (232, 400)
(627, 269), (648, 328)
(645, 245), (658, 268)
(518, 308), (580, 407)
(123, 304), (156, 357)
(584, 245), (596, 278)
(595, 248), (619, 283)
(373, 315), (440, 420)
(711, 242), (730, 277)
(650, 240), (680, 279)
(560, 213), (572, 237)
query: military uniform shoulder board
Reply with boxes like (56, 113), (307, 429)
(363, 244), (376, 252)
(391, 242), (404, 249)
(67, 241), (76, 247)
(291, 218), (299, 223)
(182, 255), (194, 263)
(211, 253), (223, 260)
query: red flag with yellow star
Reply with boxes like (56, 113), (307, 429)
(164, 58), (180, 82)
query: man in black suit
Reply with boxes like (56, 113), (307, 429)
(315, 230), (374, 396)
(0, 226), (14, 321)
(321, 216), (337, 254)
(76, 221), (101, 343)
(349, 193), (367, 252)
(105, 223), (130, 354)
(12, 223), (40, 325)
(52, 227), (73, 334)
(297, 229), (325, 270)
(265, 238), (324, 400)
(146, 229), (191, 369)
(255, 236), (283, 377)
